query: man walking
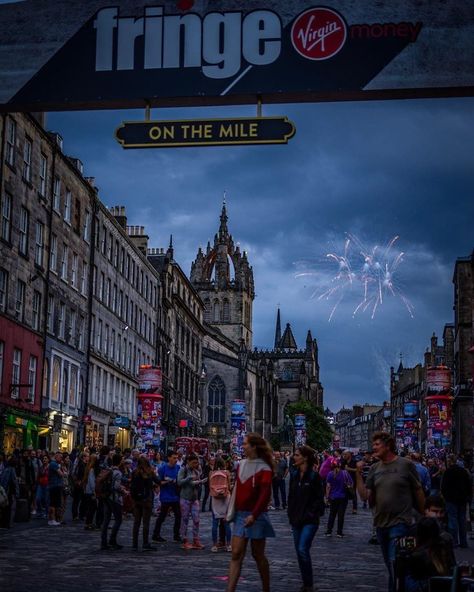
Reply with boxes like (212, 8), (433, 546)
(441, 454), (472, 548)
(356, 432), (424, 592)
(152, 451), (182, 543)
(47, 452), (65, 526)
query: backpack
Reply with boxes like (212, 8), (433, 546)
(0, 484), (8, 508)
(95, 468), (113, 499)
(209, 470), (229, 499)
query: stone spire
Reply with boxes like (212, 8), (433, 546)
(218, 196), (228, 240)
(274, 308), (282, 349)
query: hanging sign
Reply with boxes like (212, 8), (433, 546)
(115, 117), (296, 148)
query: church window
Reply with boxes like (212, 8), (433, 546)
(207, 376), (226, 424)
(213, 299), (220, 322)
(204, 299), (211, 322)
(223, 299), (230, 322)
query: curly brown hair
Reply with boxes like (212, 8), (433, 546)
(246, 433), (274, 471)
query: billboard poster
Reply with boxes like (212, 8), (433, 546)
(403, 401), (419, 418)
(1, 1), (473, 112)
(138, 365), (163, 395)
(231, 400), (246, 455)
(425, 395), (453, 450)
(426, 366), (452, 394)
(295, 413), (307, 447)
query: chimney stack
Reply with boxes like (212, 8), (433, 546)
(110, 206), (127, 230)
(127, 225), (149, 255)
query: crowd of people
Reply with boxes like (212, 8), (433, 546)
(0, 434), (473, 592)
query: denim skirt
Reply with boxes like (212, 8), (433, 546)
(233, 510), (275, 539)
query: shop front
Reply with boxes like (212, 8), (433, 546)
(109, 416), (132, 450)
(2, 410), (41, 454)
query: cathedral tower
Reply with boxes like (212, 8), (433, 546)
(191, 202), (255, 347)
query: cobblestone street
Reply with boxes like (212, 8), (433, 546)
(0, 507), (388, 592)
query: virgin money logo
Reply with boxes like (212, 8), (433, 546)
(291, 7), (347, 61)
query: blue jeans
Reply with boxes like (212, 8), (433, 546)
(211, 513), (232, 545)
(445, 501), (468, 547)
(292, 523), (319, 587)
(376, 523), (410, 592)
(35, 485), (49, 516)
(272, 478), (287, 508)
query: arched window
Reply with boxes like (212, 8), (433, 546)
(43, 358), (49, 402)
(213, 299), (220, 322)
(204, 299), (211, 322)
(207, 376), (226, 424)
(69, 366), (78, 407)
(51, 357), (60, 401)
(223, 299), (230, 322)
(62, 366), (68, 404)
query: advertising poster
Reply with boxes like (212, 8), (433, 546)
(294, 413), (306, 447)
(425, 395), (453, 450)
(426, 366), (452, 394)
(138, 366), (163, 395)
(403, 401), (419, 418)
(231, 400), (247, 455)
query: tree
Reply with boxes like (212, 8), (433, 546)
(286, 400), (332, 451)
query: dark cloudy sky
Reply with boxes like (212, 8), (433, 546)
(46, 97), (474, 412)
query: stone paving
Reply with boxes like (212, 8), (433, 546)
(0, 505), (392, 592)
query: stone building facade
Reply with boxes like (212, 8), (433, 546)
(148, 242), (205, 447)
(87, 210), (159, 450)
(0, 112), (48, 453)
(452, 253), (474, 454)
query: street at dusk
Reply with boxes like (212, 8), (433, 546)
(1, 1), (474, 592)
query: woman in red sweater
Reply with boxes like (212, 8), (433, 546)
(226, 433), (274, 592)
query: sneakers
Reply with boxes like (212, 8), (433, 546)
(324, 532), (332, 537)
(181, 539), (194, 550)
(336, 533), (344, 539)
(268, 505), (275, 510)
(211, 545), (219, 553)
(192, 539), (205, 550)
(48, 520), (60, 526)
(226, 545), (232, 552)
(152, 536), (167, 543)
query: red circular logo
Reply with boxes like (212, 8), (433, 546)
(291, 7), (347, 61)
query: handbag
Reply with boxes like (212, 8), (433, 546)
(343, 472), (355, 499)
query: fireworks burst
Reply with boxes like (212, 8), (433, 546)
(296, 234), (414, 321)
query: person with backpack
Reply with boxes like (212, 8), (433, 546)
(131, 456), (160, 551)
(100, 453), (126, 550)
(210, 457), (232, 552)
(178, 453), (207, 550)
(288, 445), (325, 592)
(152, 451), (182, 544)
(83, 454), (100, 530)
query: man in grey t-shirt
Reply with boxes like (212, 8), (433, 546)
(356, 432), (424, 592)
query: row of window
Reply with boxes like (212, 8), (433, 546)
(89, 364), (135, 416)
(90, 315), (154, 376)
(175, 319), (201, 369)
(0, 341), (38, 404)
(49, 356), (82, 408)
(92, 266), (155, 344)
(5, 118), (92, 240)
(95, 220), (157, 307)
(0, 269), (42, 328)
(173, 358), (200, 404)
(204, 298), (231, 323)
(47, 296), (86, 350)
(50, 235), (89, 294)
